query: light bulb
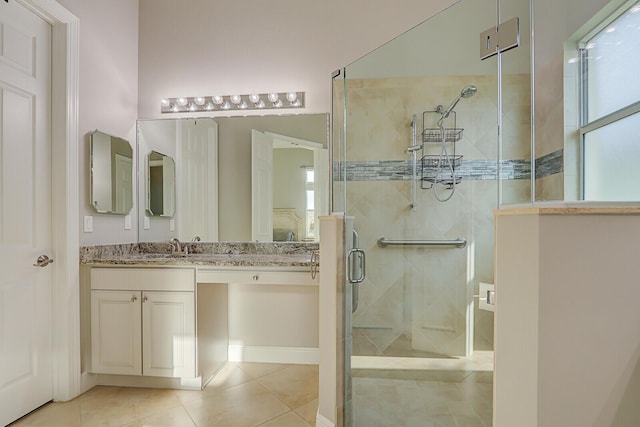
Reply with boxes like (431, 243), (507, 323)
(230, 95), (242, 104)
(238, 101), (248, 109)
(205, 103), (214, 110)
(176, 97), (188, 107)
(273, 99), (283, 108)
(194, 96), (206, 106)
(256, 100), (265, 109)
(249, 94), (260, 104)
(189, 103), (197, 111)
(291, 99), (302, 107)
(267, 93), (279, 103)
(161, 99), (171, 107)
(286, 92), (297, 102)
(221, 101), (231, 110)
(212, 96), (224, 104)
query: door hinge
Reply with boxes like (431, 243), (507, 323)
(480, 17), (520, 60)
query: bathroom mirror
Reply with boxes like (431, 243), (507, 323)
(145, 150), (176, 217)
(137, 114), (328, 242)
(89, 130), (134, 214)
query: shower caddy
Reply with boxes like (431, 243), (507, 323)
(409, 110), (465, 208)
(420, 109), (463, 189)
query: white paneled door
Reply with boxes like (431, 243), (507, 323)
(251, 130), (273, 241)
(0, 1), (53, 425)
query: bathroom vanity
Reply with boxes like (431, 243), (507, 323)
(80, 242), (319, 391)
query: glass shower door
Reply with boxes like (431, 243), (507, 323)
(332, 0), (531, 425)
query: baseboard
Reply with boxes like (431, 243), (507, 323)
(94, 374), (203, 390)
(228, 345), (319, 364)
(316, 411), (335, 427)
(80, 372), (97, 395)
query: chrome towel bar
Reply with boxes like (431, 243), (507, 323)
(377, 237), (467, 248)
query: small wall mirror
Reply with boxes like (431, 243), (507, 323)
(146, 150), (176, 217)
(89, 130), (134, 214)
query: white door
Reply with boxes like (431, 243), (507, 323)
(251, 130), (273, 241)
(90, 290), (142, 376)
(178, 119), (218, 241)
(142, 291), (195, 378)
(114, 154), (133, 213)
(0, 1), (53, 425)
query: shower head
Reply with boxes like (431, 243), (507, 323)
(439, 85), (478, 120)
(460, 85), (477, 99)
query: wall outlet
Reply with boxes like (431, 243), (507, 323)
(169, 219), (175, 231)
(144, 216), (151, 230)
(124, 215), (132, 230)
(83, 215), (93, 233)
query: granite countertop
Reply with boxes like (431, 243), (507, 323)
(80, 242), (319, 268)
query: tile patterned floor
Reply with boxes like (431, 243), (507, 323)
(9, 363), (318, 427)
(10, 356), (493, 427)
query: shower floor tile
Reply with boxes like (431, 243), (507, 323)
(352, 353), (493, 427)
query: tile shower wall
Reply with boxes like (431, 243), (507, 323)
(343, 75), (531, 357)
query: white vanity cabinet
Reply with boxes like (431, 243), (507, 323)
(90, 289), (142, 375)
(89, 268), (196, 378)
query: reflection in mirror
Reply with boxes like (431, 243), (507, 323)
(90, 130), (133, 214)
(251, 130), (327, 242)
(136, 114), (328, 242)
(146, 151), (176, 217)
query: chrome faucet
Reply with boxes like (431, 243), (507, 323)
(170, 238), (182, 253)
(191, 236), (201, 242)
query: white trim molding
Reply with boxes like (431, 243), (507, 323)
(20, 0), (80, 402)
(228, 345), (319, 365)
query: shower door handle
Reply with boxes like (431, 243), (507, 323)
(347, 248), (366, 284)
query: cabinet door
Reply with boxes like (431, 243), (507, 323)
(91, 290), (142, 375)
(142, 291), (195, 378)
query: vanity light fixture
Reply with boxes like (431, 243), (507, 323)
(160, 91), (305, 113)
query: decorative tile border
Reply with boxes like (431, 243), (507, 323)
(535, 149), (563, 179)
(334, 159), (531, 182)
(333, 149), (563, 183)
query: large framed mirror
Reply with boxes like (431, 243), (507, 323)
(137, 114), (329, 242)
(89, 130), (134, 214)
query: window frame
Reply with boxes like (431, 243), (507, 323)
(579, 0), (640, 199)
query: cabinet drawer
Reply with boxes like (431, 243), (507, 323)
(197, 269), (316, 286)
(91, 268), (195, 292)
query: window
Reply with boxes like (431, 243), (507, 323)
(581, 1), (640, 200)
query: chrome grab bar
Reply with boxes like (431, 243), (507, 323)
(377, 237), (467, 248)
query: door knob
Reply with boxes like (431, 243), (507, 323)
(33, 255), (54, 267)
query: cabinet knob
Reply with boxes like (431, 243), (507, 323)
(131, 296), (137, 302)
(253, 275), (259, 281)
(143, 296), (148, 303)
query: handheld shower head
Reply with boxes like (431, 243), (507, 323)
(460, 85), (477, 99)
(439, 85), (478, 120)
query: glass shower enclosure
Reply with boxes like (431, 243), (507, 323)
(332, 0), (531, 425)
